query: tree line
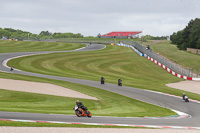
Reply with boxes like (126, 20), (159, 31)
(141, 35), (168, 42)
(0, 28), (84, 40)
(170, 18), (200, 50)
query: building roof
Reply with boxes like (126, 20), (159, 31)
(101, 31), (142, 37)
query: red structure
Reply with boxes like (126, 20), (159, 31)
(101, 31), (142, 38)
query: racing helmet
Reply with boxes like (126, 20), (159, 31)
(76, 100), (79, 104)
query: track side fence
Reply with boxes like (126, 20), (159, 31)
(122, 41), (199, 78)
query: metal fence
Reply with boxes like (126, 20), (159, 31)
(123, 41), (199, 78)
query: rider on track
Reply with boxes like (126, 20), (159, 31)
(118, 78), (122, 86)
(10, 65), (14, 71)
(101, 76), (105, 84)
(76, 100), (88, 114)
(182, 93), (186, 100)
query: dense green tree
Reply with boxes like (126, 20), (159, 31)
(0, 27), (85, 40)
(97, 33), (101, 38)
(176, 30), (183, 49)
(196, 38), (200, 49)
(4, 28), (17, 33)
(170, 32), (177, 44)
(0, 29), (10, 38)
(170, 18), (200, 50)
(52, 32), (83, 38)
(30, 34), (39, 40)
(142, 35), (168, 40)
(39, 31), (52, 36)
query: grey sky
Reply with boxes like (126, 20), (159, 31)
(0, 0), (199, 36)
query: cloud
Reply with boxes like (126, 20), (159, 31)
(0, 0), (199, 36)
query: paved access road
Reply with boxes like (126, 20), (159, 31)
(0, 44), (200, 127)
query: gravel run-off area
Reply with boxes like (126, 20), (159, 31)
(166, 80), (200, 95)
(0, 78), (98, 100)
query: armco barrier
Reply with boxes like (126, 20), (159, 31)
(115, 43), (200, 81)
(123, 41), (194, 77)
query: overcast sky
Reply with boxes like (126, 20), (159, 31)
(0, 0), (199, 36)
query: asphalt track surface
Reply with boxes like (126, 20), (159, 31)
(0, 44), (200, 127)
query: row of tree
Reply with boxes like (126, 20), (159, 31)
(170, 18), (200, 50)
(0, 28), (84, 40)
(141, 35), (168, 42)
(0, 28), (30, 40)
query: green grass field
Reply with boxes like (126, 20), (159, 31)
(0, 40), (179, 117)
(149, 41), (200, 71)
(8, 45), (183, 92)
(7, 44), (200, 101)
(0, 71), (176, 117)
(1, 40), (200, 127)
(0, 120), (150, 128)
(0, 40), (85, 53)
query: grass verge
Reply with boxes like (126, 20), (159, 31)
(0, 40), (181, 126)
(150, 40), (200, 70)
(8, 44), (200, 101)
(0, 40), (85, 53)
(0, 120), (150, 128)
(0, 72), (176, 117)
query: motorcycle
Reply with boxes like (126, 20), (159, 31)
(73, 105), (92, 117)
(185, 98), (189, 102)
(183, 95), (189, 102)
(118, 79), (122, 86)
(118, 82), (122, 86)
(101, 77), (105, 84)
(101, 80), (105, 84)
(10, 67), (14, 71)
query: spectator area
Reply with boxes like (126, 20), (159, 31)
(101, 31), (142, 38)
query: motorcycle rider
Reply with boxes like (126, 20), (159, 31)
(184, 95), (188, 100)
(184, 95), (189, 102)
(182, 93), (186, 100)
(118, 78), (122, 86)
(76, 100), (88, 114)
(10, 65), (14, 71)
(182, 93), (189, 102)
(101, 76), (105, 84)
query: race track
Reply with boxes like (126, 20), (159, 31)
(0, 44), (200, 128)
